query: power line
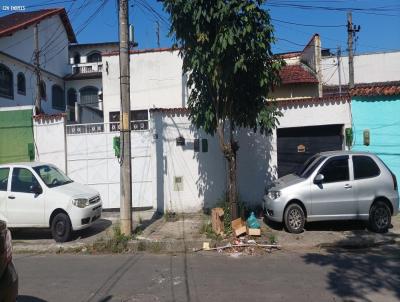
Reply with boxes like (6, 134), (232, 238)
(44, 0), (111, 65)
(273, 18), (400, 53)
(271, 18), (345, 28)
(266, 2), (400, 17)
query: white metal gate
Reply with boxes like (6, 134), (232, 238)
(66, 122), (153, 209)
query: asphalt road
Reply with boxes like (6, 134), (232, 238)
(14, 246), (400, 302)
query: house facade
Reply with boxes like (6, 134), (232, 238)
(350, 83), (400, 181)
(1, 8), (353, 212)
(0, 9), (75, 113)
(322, 50), (400, 94)
(65, 42), (119, 124)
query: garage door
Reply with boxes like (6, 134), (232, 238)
(277, 124), (343, 177)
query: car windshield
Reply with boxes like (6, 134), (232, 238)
(295, 155), (326, 178)
(33, 165), (73, 188)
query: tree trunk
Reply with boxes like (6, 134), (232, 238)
(227, 149), (238, 220)
(217, 120), (239, 221)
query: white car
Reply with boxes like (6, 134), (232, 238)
(0, 162), (102, 242)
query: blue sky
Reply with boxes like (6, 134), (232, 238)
(1, 0), (400, 55)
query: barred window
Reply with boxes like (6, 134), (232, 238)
(17, 72), (26, 95)
(87, 51), (101, 63)
(0, 64), (13, 99)
(109, 110), (149, 131)
(52, 85), (65, 110)
(80, 86), (99, 108)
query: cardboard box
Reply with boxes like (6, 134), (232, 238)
(246, 227), (261, 236)
(231, 218), (246, 237)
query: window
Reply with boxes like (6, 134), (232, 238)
(296, 155), (326, 178)
(52, 85), (65, 110)
(353, 156), (380, 180)
(0, 168), (10, 191)
(17, 72), (26, 95)
(131, 110), (149, 130)
(73, 52), (80, 64)
(80, 86), (99, 108)
(11, 168), (40, 193)
(87, 51), (101, 63)
(67, 88), (77, 121)
(319, 156), (349, 183)
(39, 81), (46, 100)
(0, 64), (13, 99)
(109, 110), (149, 132)
(33, 165), (72, 188)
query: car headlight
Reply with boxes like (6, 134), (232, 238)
(72, 198), (89, 208)
(268, 191), (281, 200)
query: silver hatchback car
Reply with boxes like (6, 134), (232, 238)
(264, 151), (399, 233)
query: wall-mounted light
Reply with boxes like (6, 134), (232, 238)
(176, 135), (185, 146)
(363, 129), (370, 146)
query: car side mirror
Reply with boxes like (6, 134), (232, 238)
(30, 184), (43, 195)
(314, 174), (324, 184)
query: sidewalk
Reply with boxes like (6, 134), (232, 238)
(11, 210), (400, 254)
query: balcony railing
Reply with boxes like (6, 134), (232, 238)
(72, 62), (103, 74)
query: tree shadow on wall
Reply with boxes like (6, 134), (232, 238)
(153, 110), (278, 213)
(193, 126), (277, 212)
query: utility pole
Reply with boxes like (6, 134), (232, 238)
(337, 46), (342, 94)
(119, 0), (132, 236)
(156, 20), (160, 48)
(347, 12), (360, 89)
(34, 24), (41, 114)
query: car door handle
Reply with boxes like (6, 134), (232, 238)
(344, 184), (352, 189)
(8, 195), (15, 199)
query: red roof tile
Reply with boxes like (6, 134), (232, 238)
(350, 81), (400, 97)
(279, 64), (318, 85)
(0, 8), (76, 43)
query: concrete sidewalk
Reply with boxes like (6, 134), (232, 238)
(10, 210), (400, 254)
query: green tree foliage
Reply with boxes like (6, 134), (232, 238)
(162, 0), (284, 219)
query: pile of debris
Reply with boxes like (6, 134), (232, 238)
(198, 207), (281, 255)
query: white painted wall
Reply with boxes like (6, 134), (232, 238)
(0, 52), (65, 114)
(322, 51), (400, 85)
(31, 97), (352, 213)
(152, 113), (226, 213)
(102, 50), (186, 123)
(152, 99), (352, 212)
(0, 14), (69, 76)
(33, 115), (67, 172)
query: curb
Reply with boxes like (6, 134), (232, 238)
(127, 239), (212, 253)
(12, 237), (399, 254)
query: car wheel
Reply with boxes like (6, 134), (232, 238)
(51, 213), (72, 242)
(369, 201), (391, 233)
(284, 203), (305, 234)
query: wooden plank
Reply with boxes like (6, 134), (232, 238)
(211, 207), (224, 235)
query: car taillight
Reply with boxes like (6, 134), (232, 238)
(5, 230), (12, 264)
(392, 173), (398, 191)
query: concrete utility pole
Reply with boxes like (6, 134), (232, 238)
(337, 46), (342, 94)
(34, 24), (42, 114)
(119, 0), (132, 235)
(347, 12), (360, 89)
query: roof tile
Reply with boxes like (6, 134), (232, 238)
(279, 64), (318, 85)
(0, 8), (76, 43)
(350, 81), (400, 97)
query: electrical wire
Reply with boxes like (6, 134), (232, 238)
(266, 2), (400, 18)
(44, 0), (111, 65)
(271, 18), (345, 28)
